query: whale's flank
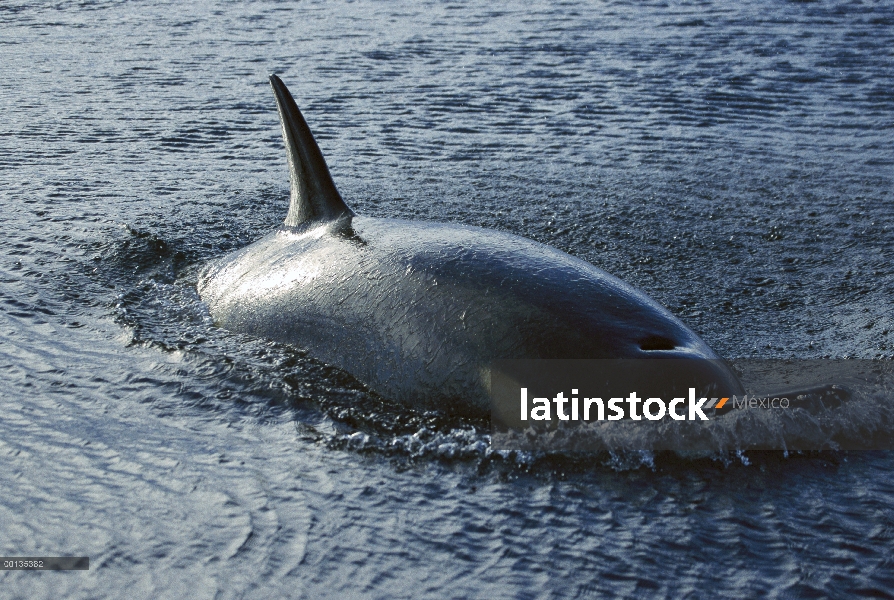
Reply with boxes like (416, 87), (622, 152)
(268, 74), (354, 227)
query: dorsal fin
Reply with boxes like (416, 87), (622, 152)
(268, 74), (354, 227)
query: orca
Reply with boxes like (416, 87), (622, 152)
(198, 75), (744, 415)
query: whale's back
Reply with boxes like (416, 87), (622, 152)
(199, 216), (718, 411)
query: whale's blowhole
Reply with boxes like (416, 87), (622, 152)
(639, 335), (678, 351)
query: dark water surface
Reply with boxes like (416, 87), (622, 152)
(2, 0), (893, 597)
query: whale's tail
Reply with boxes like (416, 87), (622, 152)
(269, 74), (354, 227)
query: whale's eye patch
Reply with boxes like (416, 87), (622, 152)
(639, 335), (677, 351)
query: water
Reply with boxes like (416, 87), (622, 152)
(1, 0), (893, 597)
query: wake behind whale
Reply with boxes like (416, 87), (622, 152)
(198, 75), (745, 415)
